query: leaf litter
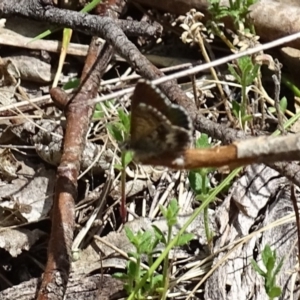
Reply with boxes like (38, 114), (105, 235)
(0, 1), (300, 299)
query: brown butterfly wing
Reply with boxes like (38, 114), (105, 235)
(130, 103), (163, 142)
(129, 80), (192, 161)
(131, 81), (192, 132)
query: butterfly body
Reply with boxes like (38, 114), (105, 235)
(127, 80), (192, 163)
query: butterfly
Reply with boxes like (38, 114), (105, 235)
(126, 80), (193, 163)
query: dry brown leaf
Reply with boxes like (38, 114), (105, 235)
(0, 168), (55, 226)
(3, 54), (54, 83)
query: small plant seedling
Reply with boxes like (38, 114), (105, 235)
(114, 227), (163, 298)
(251, 244), (284, 300)
(92, 103), (105, 120)
(107, 109), (133, 222)
(188, 135), (215, 246)
(114, 199), (194, 299)
(155, 200), (194, 248)
(107, 108), (133, 170)
(208, 0), (257, 32)
(228, 55), (260, 128)
(126, 167), (243, 300)
(268, 96), (287, 115)
(107, 109), (130, 143)
(154, 200), (194, 299)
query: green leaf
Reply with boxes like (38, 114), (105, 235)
(251, 64), (260, 80)
(124, 284), (132, 295)
(209, 0), (221, 4)
(241, 114), (253, 122)
(189, 168), (213, 196)
(152, 225), (164, 241)
(208, 0), (257, 30)
(63, 78), (80, 90)
(155, 287), (164, 294)
(164, 199), (180, 227)
(114, 164), (123, 171)
(152, 274), (163, 287)
(251, 259), (266, 277)
(233, 56), (259, 87)
(125, 227), (135, 243)
(169, 199), (179, 215)
(236, 56), (246, 71)
(139, 231), (153, 253)
(266, 256), (275, 272)
(139, 269), (147, 278)
(262, 245), (272, 266)
(268, 107), (276, 114)
(268, 286), (282, 298)
(195, 134), (210, 148)
(268, 97), (287, 114)
(124, 151), (133, 166)
(118, 109), (130, 134)
(232, 100), (241, 119)
(107, 123), (124, 142)
(188, 171), (203, 194)
(128, 251), (139, 260)
(238, 56), (251, 71)
(81, 0), (103, 13)
(95, 103), (102, 111)
(282, 75), (300, 97)
(128, 260), (138, 277)
(279, 97), (287, 112)
(28, 27), (60, 44)
(113, 272), (129, 280)
(152, 225), (166, 245)
(176, 233), (194, 246)
(228, 64), (241, 83)
(165, 207), (178, 226)
(244, 65), (259, 85)
(159, 205), (167, 219)
(93, 111), (104, 119)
